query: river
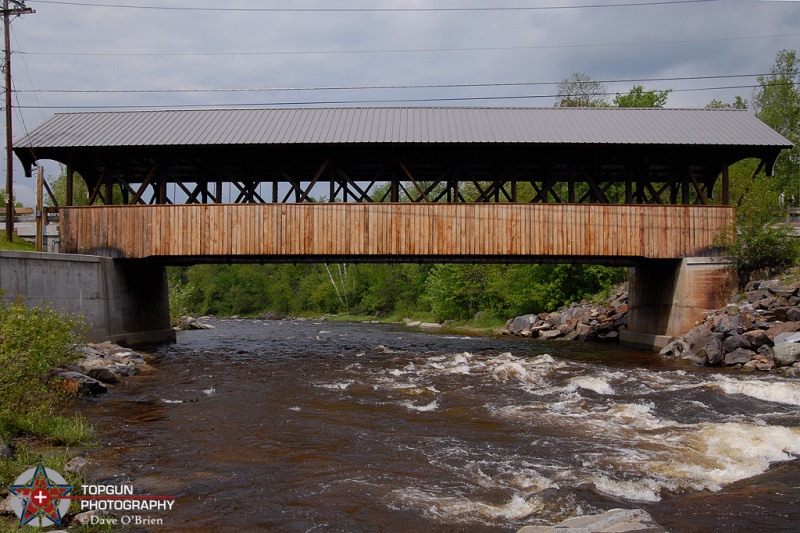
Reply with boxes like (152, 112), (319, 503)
(78, 319), (800, 532)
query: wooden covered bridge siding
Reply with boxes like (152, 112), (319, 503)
(61, 204), (733, 263)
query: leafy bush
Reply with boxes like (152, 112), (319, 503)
(716, 221), (800, 287)
(0, 298), (85, 417)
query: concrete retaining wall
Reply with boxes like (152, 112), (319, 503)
(0, 251), (175, 345)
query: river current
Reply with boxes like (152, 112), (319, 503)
(79, 319), (800, 532)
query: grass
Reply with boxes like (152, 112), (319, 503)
(0, 235), (36, 252)
(0, 411), (93, 447)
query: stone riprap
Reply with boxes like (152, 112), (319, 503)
(58, 341), (156, 396)
(657, 279), (800, 374)
(503, 288), (629, 343)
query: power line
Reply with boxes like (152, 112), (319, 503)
(28, 0), (723, 13)
(13, 73), (775, 95)
(17, 32), (800, 58)
(13, 82), (789, 110)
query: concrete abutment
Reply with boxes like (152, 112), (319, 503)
(2, 251), (736, 351)
(0, 251), (174, 346)
(621, 257), (737, 351)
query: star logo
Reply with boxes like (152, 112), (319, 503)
(8, 465), (72, 528)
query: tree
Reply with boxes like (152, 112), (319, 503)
(710, 50), (800, 285)
(47, 166), (91, 207)
(0, 188), (22, 208)
(752, 49), (800, 194)
(613, 84), (671, 108)
(706, 96), (748, 110)
(555, 72), (608, 108)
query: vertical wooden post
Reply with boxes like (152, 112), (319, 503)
(158, 167), (167, 204)
(66, 159), (74, 206)
(721, 160), (730, 205)
(625, 169), (633, 204)
(35, 165), (43, 251)
(682, 168), (690, 204)
(568, 170), (576, 203)
(105, 174), (113, 205)
(329, 167), (336, 202)
(391, 168), (399, 202)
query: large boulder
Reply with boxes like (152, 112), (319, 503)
(659, 339), (689, 358)
(774, 342), (800, 367)
(723, 334), (750, 353)
(724, 348), (757, 366)
(696, 333), (725, 366)
(742, 329), (771, 348)
(509, 314), (536, 335)
(539, 330), (562, 340)
(715, 315), (746, 335)
(766, 322), (800, 342)
(684, 324), (712, 348)
(517, 508), (667, 533)
(57, 371), (107, 396)
(545, 313), (565, 328)
(86, 367), (120, 384)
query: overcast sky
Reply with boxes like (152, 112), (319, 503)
(5, 0), (800, 205)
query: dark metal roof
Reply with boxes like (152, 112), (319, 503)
(14, 106), (793, 149)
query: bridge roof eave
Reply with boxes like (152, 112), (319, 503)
(13, 140), (790, 187)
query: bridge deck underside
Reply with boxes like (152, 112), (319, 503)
(61, 204), (734, 265)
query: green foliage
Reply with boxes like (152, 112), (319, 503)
(716, 219), (800, 287)
(0, 299), (85, 417)
(169, 261), (625, 323)
(0, 188), (23, 209)
(706, 96), (748, 110)
(47, 165), (127, 207)
(752, 49), (800, 194)
(46, 165), (91, 207)
(167, 268), (192, 318)
(707, 50), (800, 286)
(423, 264), (490, 320)
(0, 411), (91, 446)
(613, 84), (671, 108)
(0, 235), (36, 251)
(350, 263), (431, 316)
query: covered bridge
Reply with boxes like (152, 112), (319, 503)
(8, 106), (794, 348)
(13, 106), (791, 207)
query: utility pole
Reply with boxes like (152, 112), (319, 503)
(3, 0), (33, 242)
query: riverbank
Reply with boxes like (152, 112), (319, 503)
(0, 341), (155, 530)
